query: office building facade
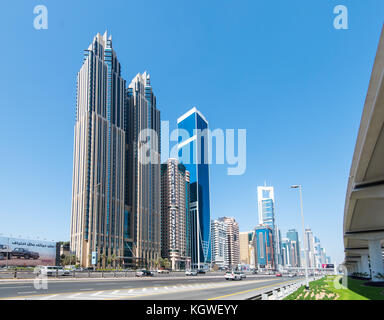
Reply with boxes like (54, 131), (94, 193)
(160, 159), (191, 270)
(177, 107), (211, 268)
(218, 217), (240, 268)
(211, 219), (228, 268)
(255, 224), (274, 269)
(286, 229), (301, 267)
(126, 72), (161, 268)
(239, 231), (257, 268)
(70, 32), (126, 268)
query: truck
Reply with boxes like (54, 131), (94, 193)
(11, 248), (39, 260)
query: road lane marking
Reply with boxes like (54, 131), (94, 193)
(0, 278), (278, 300)
(91, 291), (104, 296)
(208, 280), (298, 300)
(17, 291), (37, 294)
(80, 288), (94, 291)
(112, 290), (120, 295)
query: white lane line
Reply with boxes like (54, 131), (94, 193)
(39, 294), (59, 300)
(154, 287), (158, 291)
(91, 291), (104, 296)
(111, 290), (120, 295)
(68, 293), (82, 298)
(142, 288), (147, 292)
(128, 289), (133, 293)
(17, 291), (37, 294)
(80, 288), (94, 291)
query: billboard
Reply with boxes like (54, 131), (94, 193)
(0, 236), (56, 267)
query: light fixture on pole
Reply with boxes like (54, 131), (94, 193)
(290, 184), (309, 290)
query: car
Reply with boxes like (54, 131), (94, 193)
(35, 266), (66, 277)
(288, 273), (296, 278)
(185, 270), (198, 276)
(11, 248), (39, 260)
(197, 269), (206, 274)
(135, 269), (153, 277)
(157, 269), (170, 274)
(235, 271), (246, 279)
(275, 273), (282, 277)
(251, 269), (258, 275)
(225, 271), (242, 281)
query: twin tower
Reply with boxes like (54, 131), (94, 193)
(70, 32), (211, 269)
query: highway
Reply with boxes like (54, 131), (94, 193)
(0, 274), (303, 300)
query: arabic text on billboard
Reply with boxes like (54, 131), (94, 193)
(0, 237), (56, 267)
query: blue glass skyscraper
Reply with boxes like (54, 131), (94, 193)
(177, 107), (211, 269)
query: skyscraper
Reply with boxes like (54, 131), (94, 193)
(219, 217), (240, 268)
(304, 228), (316, 268)
(126, 72), (161, 268)
(257, 185), (279, 268)
(286, 229), (301, 267)
(177, 107), (211, 269)
(239, 231), (257, 268)
(70, 31), (126, 268)
(160, 159), (191, 270)
(211, 219), (228, 268)
(254, 224), (274, 270)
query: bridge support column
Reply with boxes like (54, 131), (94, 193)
(360, 254), (370, 276)
(368, 239), (384, 282)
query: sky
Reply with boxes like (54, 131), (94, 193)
(0, 0), (383, 265)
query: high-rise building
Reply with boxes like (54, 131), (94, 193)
(257, 186), (280, 268)
(160, 159), (191, 270)
(70, 32), (126, 268)
(177, 107), (211, 269)
(219, 217), (240, 268)
(286, 229), (301, 267)
(304, 228), (316, 268)
(254, 224), (274, 269)
(211, 219), (228, 268)
(239, 231), (257, 268)
(126, 72), (161, 268)
(314, 236), (322, 268)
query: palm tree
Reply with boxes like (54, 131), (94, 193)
(111, 254), (117, 269)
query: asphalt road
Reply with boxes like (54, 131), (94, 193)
(0, 274), (303, 300)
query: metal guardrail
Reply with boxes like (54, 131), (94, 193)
(246, 276), (323, 300)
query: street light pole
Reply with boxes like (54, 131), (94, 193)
(291, 185), (309, 290)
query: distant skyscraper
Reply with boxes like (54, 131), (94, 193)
(219, 217), (240, 268)
(177, 107), (211, 269)
(70, 31), (126, 268)
(304, 228), (316, 268)
(257, 186), (279, 268)
(160, 159), (191, 270)
(239, 231), (257, 268)
(255, 224), (274, 269)
(286, 229), (301, 267)
(211, 219), (228, 267)
(126, 72), (161, 268)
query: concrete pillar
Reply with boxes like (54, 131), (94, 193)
(360, 254), (370, 276)
(368, 240), (384, 282)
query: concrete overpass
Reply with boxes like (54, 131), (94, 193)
(343, 26), (384, 282)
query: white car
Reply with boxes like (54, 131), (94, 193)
(225, 271), (242, 281)
(185, 270), (198, 276)
(235, 271), (246, 279)
(35, 266), (68, 277)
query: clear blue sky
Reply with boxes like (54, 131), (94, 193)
(0, 0), (383, 265)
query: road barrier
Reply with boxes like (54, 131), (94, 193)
(246, 276), (323, 300)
